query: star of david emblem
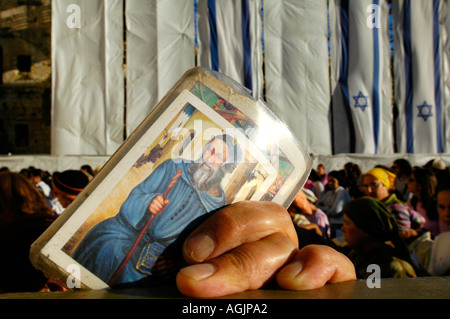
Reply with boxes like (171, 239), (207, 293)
(417, 101), (433, 121)
(353, 91), (369, 111)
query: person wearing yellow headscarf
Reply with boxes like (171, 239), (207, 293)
(362, 166), (402, 204)
(365, 167), (396, 190)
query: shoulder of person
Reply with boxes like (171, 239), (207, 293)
(391, 257), (417, 278)
(433, 231), (450, 246)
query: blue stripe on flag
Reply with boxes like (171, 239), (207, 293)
(404, 0), (414, 153)
(372, 0), (380, 154)
(208, 0), (219, 71)
(338, 0), (356, 153)
(241, 0), (252, 91)
(433, 0), (443, 153)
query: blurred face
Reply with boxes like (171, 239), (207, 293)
(391, 163), (400, 175)
(327, 175), (339, 190)
(317, 165), (325, 176)
(32, 175), (41, 184)
(437, 189), (450, 228)
(406, 174), (421, 196)
(362, 175), (389, 200)
(342, 214), (368, 249)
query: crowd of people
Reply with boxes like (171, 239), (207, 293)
(0, 165), (93, 293)
(290, 158), (450, 279)
(0, 157), (449, 297)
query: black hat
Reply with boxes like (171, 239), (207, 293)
(53, 170), (89, 200)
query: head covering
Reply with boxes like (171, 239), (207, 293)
(328, 170), (344, 185)
(302, 188), (317, 203)
(427, 159), (446, 170)
(344, 197), (398, 242)
(365, 167), (396, 190)
(52, 170), (89, 200)
(344, 197), (412, 263)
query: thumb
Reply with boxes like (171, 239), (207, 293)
(276, 245), (356, 290)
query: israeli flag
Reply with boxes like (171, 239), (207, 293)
(392, 0), (447, 154)
(196, 0), (263, 98)
(330, 0), (393, 154)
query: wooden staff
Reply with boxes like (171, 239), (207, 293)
(107, 168), (182, 286)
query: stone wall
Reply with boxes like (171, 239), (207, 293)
(0, 0), (51, 154)
(0, 83), (51, 154)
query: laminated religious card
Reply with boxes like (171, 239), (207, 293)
(30, 67), (312, 290)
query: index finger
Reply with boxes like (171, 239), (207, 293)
(182, 201), (299, 264)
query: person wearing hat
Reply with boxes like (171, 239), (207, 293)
(341, 197), (417, 279)
(424, 158), (446, 171)
(424, 158), (449, 186)
(361, 166), (426, 240)
(51, 169), (90, 215)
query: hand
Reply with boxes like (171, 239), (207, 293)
(399, 229), (418, 239)
(176, 201), (356, 298)
(148, 194), (169, 215)
(290, 190), (313, 215)
(298, 223), (323, 237)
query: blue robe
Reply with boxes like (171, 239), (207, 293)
(72, 159), (227, 285)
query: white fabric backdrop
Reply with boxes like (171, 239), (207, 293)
(50, 0), (449, 158)
(264, 0), (332, 156)
(51, 0), (124, 155)
(125, 0), (195, 136)
(2, 153), (449, 176)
